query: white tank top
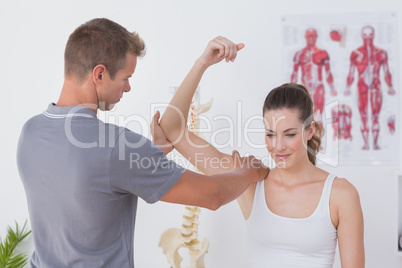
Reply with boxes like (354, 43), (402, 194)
(246, 173), (338, 268)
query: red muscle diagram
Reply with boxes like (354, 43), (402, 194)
(332, 104), (352, 141)
(387, 115), (395, 135)
(283, 12), (398, 164)
(344, 25), (395, 150)
(291, 28), (337, 125)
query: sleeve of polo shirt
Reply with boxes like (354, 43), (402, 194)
(109, 128), (184, 203)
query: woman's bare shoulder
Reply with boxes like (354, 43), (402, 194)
(331, 177), (361, 206)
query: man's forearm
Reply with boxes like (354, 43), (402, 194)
(156, 144), (172, 156)
(211, 170), (253, 208)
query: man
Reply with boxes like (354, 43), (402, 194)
(345, 25), (395, 150)
(291, 28), (337, 123)
(17, 18), (268, 267)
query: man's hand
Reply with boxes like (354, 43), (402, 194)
(151, 111), (174, 155)
(231, 150), (269, 183)
(196, 36), (245, 68)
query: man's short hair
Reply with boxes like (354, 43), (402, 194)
(64, 18), (146, 81)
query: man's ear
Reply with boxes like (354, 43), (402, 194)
(92, 64), (107, 84)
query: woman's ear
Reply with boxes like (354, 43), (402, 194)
(307, 121), (316, 140)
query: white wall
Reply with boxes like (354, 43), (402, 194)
(1, 0), (402, 267)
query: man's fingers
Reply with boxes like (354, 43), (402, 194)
(261, 165), (270, 180)
(150, 111), (160, 134)
(151, 111), (160, 125)
(232, 150), (241, 168)
(250, 156), (260, 166)
(152, 111), (161, 124)
(232, 150), (240, 161)
(248, 157), (269, 181)
(232, 149), (240, 157)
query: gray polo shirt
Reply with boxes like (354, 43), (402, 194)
(17, 103), (183, 268)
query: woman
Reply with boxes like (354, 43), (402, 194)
(154, 36), (364, 267)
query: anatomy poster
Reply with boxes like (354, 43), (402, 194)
(282, 12), (398, 165)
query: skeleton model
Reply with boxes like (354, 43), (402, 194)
(159, 88), (213, 268)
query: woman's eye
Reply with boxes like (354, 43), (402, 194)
(286, 134), (296, 137)
(266, 134), (275, 137)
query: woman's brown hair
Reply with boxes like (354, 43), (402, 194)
(263, 83), (322, 165)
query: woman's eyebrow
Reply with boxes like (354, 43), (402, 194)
(284, 128), (297, 132)
(266, 128), (297, 133)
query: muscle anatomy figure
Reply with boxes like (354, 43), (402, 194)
(345, 26), (395, 150)
(332, 104), (352, 141)
(291, 28), (337, 123)
(387, 115), (395, 135)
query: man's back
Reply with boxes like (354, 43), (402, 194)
(17, 103), (183, 267)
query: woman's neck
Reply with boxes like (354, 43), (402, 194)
(272, 158), (318, 186)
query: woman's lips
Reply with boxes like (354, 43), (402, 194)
(275, 154), (291, 160)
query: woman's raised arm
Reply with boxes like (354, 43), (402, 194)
(159, 37), (244, 175)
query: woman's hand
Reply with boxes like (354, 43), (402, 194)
(196, 36), (245, 68)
